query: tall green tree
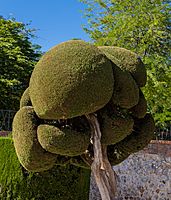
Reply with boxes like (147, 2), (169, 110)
(0, 17), (41, 110)
(80, 0), (171, 127)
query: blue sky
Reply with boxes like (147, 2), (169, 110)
(1, 0), (90, 52)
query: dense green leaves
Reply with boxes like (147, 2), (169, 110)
(0, 17), (41, 110)
(80, 0), (171, 127)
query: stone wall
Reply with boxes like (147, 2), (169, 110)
(90, 140), (171, 200)
(0, 131), (10, 137)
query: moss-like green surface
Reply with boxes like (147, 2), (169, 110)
(99, 46), (147, 87)
(98, 103), (134, 145)
(12, 106), (57, 172)
(0, 137), (90, 200)
(20, 88), (32, 108)
(111, 65), (139, 108)
(130, 89), (147, 118)
(37, 124), (90, 156)
(29, 40), (114, 120)
(108, 113), (155, 165)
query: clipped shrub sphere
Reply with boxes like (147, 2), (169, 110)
(98, 103), (134, 145)
(20, 87), (32, 108)
(29, 40), (114, 120)
(130, 89), (147, 118)
(12, 106), (57, 172)
(108, 113), (155, 165)
(101, 114), (134, 145)
(112, 65), (139, 108)
(37, 124), (90, 156)
(99, 46), (147, 87)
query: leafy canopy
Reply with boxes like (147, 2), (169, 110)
(80, 0), (171, 127)
(0, 17), (41, 110)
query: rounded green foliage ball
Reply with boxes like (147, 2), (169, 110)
(29, 40), (114, 120)
(108, 113), (155, 165)
(112, 65), (139, 108)
(12, 106), (57, 172)
(99, 46), (147, 87)
(130, 89), (147, 118)
(37, 124), (90, 156)
(20, 87), (32, 108)
(98, 103), (134, 145)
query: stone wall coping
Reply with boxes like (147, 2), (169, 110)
(141, 140), (171, 157)
(150, 140), (171, 145)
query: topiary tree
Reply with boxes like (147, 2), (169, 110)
(12, 40), (155, 199)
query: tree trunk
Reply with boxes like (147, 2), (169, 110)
(86, 114), (117, 200)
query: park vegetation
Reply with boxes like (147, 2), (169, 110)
(80, 0), (171, 127)
(0, 17), (41, 111)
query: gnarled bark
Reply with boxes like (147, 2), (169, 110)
(86, 114), (117, 200)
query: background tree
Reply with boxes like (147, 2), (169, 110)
(80, 0), (171, 127)
(0, 17), (41, 110)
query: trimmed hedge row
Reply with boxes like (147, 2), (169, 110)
(0, 137), (90, 200)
